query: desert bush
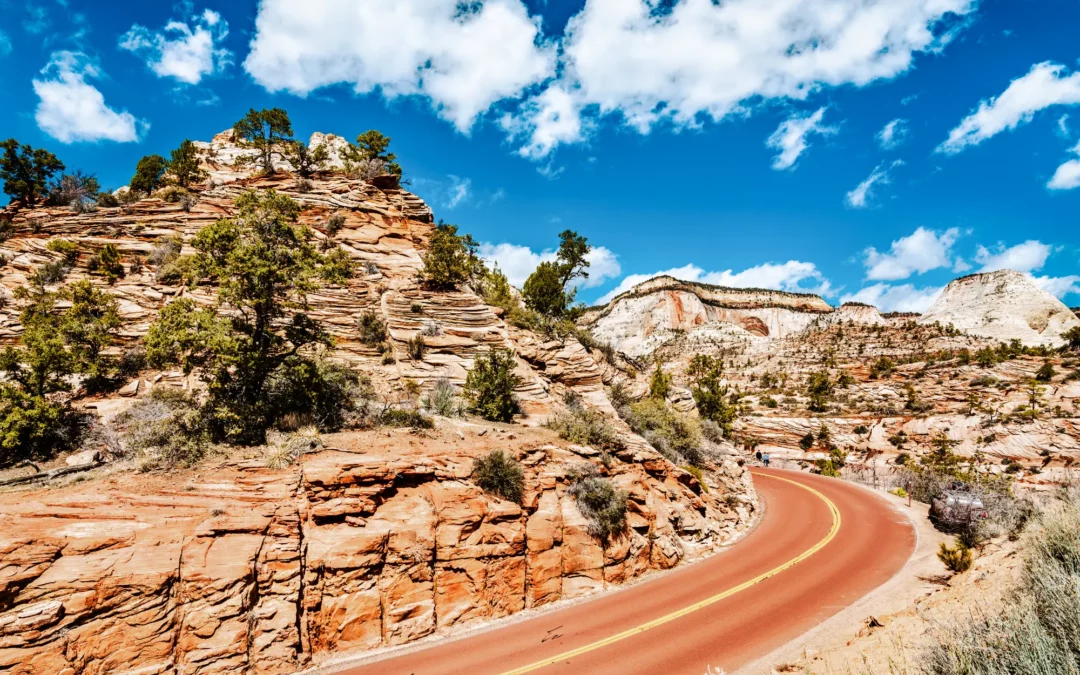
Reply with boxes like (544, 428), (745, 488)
(423, 377), (463, 417)
(264, 357), (372, 432)
(167, 139), (207, 187)
(464, 349), (521, 422)
(406, 334), (426, 361)
(869, 356), (896, 379)
(149, 235), (183, 267)
(700, 419), (725, 444)
(799, 432), (815, 450)
(682, 464), (709, 492)
(938, 539), (973, 573)
(420, 319), (442, 337)
(472, 449), (525, 503)
(1036, 361), (1056, 382)
(1065, 326), (1080, 351)
(357, 310), (387, 346)
(623, 397), (704, 466)
(326, 212), (346, 237)
(341, 130), (402, 177)
(87, 244), (124, 283)
(0, 387), (80, 466)
(567, 464), (628, 544)
(264, 427), (321, 469)
(1, 138), (64, 204)
(969, 374), (997, 387)
(46, 238), (78, 265)
(157, 185), (189, 203)
(377, 406), (434, 429)
(853, 424), (870, 435)
(131, 154), (169, 194)
(545, 406), (623, 451)
(115, 388), (208, 468)
(648, 363), (672, 400)
(420, 222), (479, 290)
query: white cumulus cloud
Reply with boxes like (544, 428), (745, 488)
(840, 283), (943, 313)
(1048, 141), (1080, 190)
(940, 62), (1080, 154)
(502, 85), (586, 160)
(509, 0), (972, 158)
(846, 159), (903, 208)
(877, 118), (908, 149)
(243, 0), (555, 133)
(862, 226), (959, 280)
(33, 51), (145, 143)
(975, 240), (1052, 273)
(119, 7), (232, 85)
(597, 260), (832, 305)
(479, 242), (621, 290)
(446, 176), (472, 209)
(767, 108), (835, 170)
(1032, 274), (1080, 299)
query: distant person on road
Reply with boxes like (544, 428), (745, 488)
(762, 452), (770, 467)
(755, 450), (762, 462)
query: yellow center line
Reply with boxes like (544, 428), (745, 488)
(498, 472), (843, 675)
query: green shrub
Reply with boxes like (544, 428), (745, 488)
(567, 464), (627, 544)
(545, 405), (623, 450)
(522, 261), (569, 317)
(420, 222), (479, 290)
(1, 138), (65, 204)
(0, 387), (80, 466)
(264, 357), (372, 431)
(648, 362), (672, 400)
(799, 432), (815, 450)
(761, 396), (779, 408)
(357, 310), (387, 346)
(938, 539), (973, 573)
(87, 244), (125, 283)
(233, 108), (293, 175)
(869, 356), (896, 379)
(326, 212), (346, 237)
(464, 349), (521, 422)
(167, 139), (207, 187)
(681, 464), (709, 493)
(472, 449), (524, 503)
(1035, 361), (1055, 382)
(624, 397), (704, 466)
(1064, 326), (1080, 351)
(46, 238), (77, 265)
(115, 388), (208, 468)
(853, 424), (870, 435)
(378, 407), (434, 429)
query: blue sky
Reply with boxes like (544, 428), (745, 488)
(1, 0), (1078, 310)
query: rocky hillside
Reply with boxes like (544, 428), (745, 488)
(580, 271), (1080, 488)
(0, 132), (756, 674)
(919, 270), (1080, 347)
(581, 275), (834, 357)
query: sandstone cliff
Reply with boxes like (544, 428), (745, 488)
(919, 270), (1080, 347)
(0, 132), (757, 674)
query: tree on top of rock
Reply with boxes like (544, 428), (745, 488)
(233, 108), (293, 175)
(522, 230), (592, 318)
(282, 139), (329, 178)
(343, 129), (402, 178)
(130, 154), (169, 195)
(0, 139), (65, 205)
(168, 139), (208, 188)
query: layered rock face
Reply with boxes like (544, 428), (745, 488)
(919, 270), (1080, 347)
(582, 276), (833, 357)
(0, 424), (754, 674)
(0, 133), (757, 673)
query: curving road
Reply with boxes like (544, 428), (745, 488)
(332, 468), (916, 675)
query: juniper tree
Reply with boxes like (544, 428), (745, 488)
(233, 108), (293, 175)
(344, 130), (402, 177)
(168, 139), (207, 187)
(282, 139), (329, 178)
(0, 139), (64, 205)
(130, 154), (169, 194)
(143, 190), (346, 443)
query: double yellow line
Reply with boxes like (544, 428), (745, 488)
(499, 472), (842, 675)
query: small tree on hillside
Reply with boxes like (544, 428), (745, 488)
(168, 139), (208, 187)
(420, 222), (479, 290)
(522, 230), (592, 318)
(343, 130), (402, 177)
(143, 190), (345, 443)
(1064, 326), (1080, 351)
(233, 108), (293, 175)
(130, 155), (169, 194)
(464, 348), (521, 422)
(282, 140), (329, 178)
(0, 139), (65, 205)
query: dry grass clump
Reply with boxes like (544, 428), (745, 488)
(567, 463), (627, 544)
(472, 449), (524, 503)
(545, 404), (623, 451)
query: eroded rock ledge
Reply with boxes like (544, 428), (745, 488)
(0, 424), (755, 674)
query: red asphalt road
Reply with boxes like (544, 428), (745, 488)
(335, 468), (916, 675)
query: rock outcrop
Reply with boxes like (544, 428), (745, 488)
(919, 270), (1080, 347)
(0, 424), (754, 674)
(581, 276), (833, 357)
